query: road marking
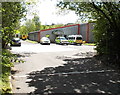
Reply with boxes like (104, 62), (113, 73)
(13, 70), (115, 78)
(13, 75), (29, 78)
(42, 70), (115, 76)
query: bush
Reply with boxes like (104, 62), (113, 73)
(0, 49), (23, 94)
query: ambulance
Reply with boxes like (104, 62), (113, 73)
(68, 35), (83, 45)
(55, 36), (69, 45)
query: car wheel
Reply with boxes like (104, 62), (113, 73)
(80, 43), (82, 46)
(59, 42), (62, 45)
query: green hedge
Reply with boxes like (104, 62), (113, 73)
(0, 49), (23, 94)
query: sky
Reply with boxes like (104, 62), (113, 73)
(26, 0), (80, 25)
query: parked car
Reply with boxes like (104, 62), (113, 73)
(40, 37), (50, 45)
(55, 36), (69, 45)
(11, 38), (21, 46)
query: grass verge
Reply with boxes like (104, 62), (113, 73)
(1, 67), (12, 94)
(25, 39), (38, 44)
(1, 49), (16, 94)
(83, 43), (96, 46)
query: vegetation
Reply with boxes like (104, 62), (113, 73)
(1, 49), (14, 93)
(83, 43), (96, 46)
(26, 39), (38, 44)
(1, 2), (26, 93)
(40, 24), (64, 30)
(57, 2), (120, 66)
(19, 15), (41, 36)
(18, 16), (64, 35)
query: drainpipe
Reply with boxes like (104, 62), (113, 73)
(86, 23), (89, 43)
(38, 31), (40, 43)
(78, 24), (80, 35)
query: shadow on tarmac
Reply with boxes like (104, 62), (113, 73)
(26, 55), (120, 94)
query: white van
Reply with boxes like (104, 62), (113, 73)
(68, 35), (83, 45)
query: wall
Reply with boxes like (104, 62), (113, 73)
(89, 23), (94, 42)
(28, 23), (95, 43)
(80, 23), (94, 42)
(40, 24), (79, 42)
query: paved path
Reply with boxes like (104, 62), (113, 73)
(11, 40), (120, 94)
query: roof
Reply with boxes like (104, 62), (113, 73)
(41, 24), (79, 32)
(28, 24), (80, 34)
(28, 30), (40, 34)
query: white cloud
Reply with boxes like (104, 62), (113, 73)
(26, 0), (79, 25)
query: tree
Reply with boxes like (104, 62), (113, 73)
(32, 15), (41, 31)
(24, 19), (36, 32)
(1, 2), (26, 48)
(19, 16), (64, 35)
(19, 25), (28, 35)
(1, 2), (26, 93)
(19, 18), (39, 35)
(57, 1), (120, 65)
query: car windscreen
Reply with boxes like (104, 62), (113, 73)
(76, 37), (82, 40)
(68, 37), (75, 40)
(12, 38), (20, 42)
(42, 37), (49, 41)
(60, 38), (67, 40)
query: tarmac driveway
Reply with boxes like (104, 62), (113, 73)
(11, 40), (120, 94)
